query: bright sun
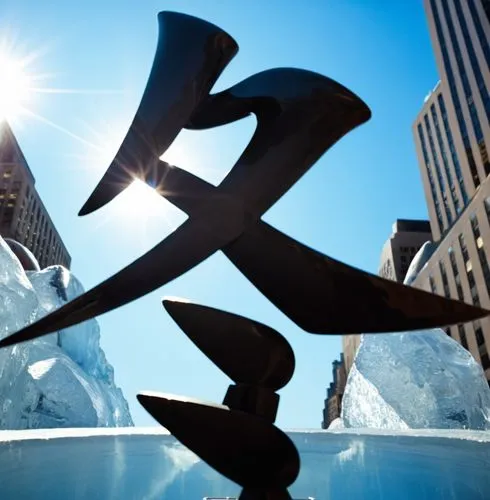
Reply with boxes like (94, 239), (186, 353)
(114, 178), (172, 222)
(0, 53), (31, 120)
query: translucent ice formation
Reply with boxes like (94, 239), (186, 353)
(342, 330), (490, 430)
(0, 237), (133, 428)
(341, 244), (490, 430)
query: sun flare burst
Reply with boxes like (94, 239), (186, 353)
(0, 53), (32, 121)
(0, 37), (193, 241)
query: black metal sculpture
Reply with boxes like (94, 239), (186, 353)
(1, 10), (488, 499)
(0, 12), (487, 349)
(139, 299), (298, 499)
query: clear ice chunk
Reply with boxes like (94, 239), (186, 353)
(342, 243), (490, 430)
(0, 236), (133, 428)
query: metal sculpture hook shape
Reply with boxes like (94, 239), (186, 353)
(1, 11), (487, 350)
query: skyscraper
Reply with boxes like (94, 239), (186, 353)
(0, 121), (71, 269)
(412, 0), (490, 382)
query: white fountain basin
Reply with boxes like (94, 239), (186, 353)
(0, 428), (489, 499)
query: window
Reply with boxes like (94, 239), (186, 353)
(439, 261), (451, 298)
(470, 214), (480, 239)
(429, 274), (437, 294)
(448, 247), (464, 301)
(475, 325), (485, 347)
(458, 324), (468, 350)
(459, 234), (469, 262)
(481, 353), (490, 370)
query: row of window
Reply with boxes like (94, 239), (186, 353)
(428, 198), (490, 371)
(418, 123), (445, 234)
(424, 113), (453, 226)
(399, 246), (418, 253)
(433, 0), (490, 187)
(417, 82), (481, 236)
(430, 102), (461, 215)
(466, 0), (490, 86)
(437, 94), (469, 205)
(452, 0), (490, 124)
(430, 0), (481, 189)
(15, 188), (68, 268)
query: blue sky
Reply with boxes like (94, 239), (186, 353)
(2, 0), (439, 428)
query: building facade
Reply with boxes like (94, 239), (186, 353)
(423, 0), (489, 229)
(321, 354), (347, 429)
(412, 185), (490, 381)
(0, 121), (71, 269)
(378, 219), (432, 282)
(411, 0), (490, 382)
(342, 334), (361, 380)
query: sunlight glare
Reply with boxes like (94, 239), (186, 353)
(115, 178), (170, 220)
(0, 53), (31, 120)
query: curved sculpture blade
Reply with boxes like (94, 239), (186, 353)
(0, 215), (241, 348)
(137, 392), (300, 489)
(163, 299), (295, 389)
(0, 69), (372, 347)
(79, 11), (238, 215)
(223, 220), (490, 333)
(191, 68), (371, 217)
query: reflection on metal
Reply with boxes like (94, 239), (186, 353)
(1, 9), (489, 500)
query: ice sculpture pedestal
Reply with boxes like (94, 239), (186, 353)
(0, 428), (488, 500)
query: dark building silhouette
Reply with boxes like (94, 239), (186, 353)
(0, 121), (71, 269)
(321, 354), (347, 429)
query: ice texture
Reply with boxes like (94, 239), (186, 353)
(0, 237), (133, 428)
(0, 428), (488, 500)
(342, 330), (490, 430)
(341, 244), (490, 431)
